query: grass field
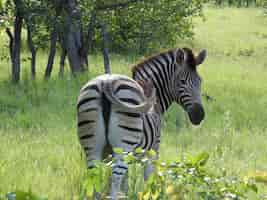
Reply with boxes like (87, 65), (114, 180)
(1, 7), (267, 199)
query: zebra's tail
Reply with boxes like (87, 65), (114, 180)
(103, 79), (156, 113)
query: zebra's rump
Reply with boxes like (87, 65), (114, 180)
(77, 74), (150, 159)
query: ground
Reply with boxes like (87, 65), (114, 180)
(0, 6), (267, 199)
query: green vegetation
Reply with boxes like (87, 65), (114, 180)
(1, 6), (267, 199)
(0, 0), (206, 82)
(80, 151), (258, 199)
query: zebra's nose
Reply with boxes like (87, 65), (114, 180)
(188, 103), (205, 125)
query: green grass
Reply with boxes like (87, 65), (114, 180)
(1, 7), (267, 199)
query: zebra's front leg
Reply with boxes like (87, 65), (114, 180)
(110, 154), (128, 199)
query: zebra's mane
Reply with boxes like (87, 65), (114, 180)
(131, 48), (177, 74)
(131, 47), (197, 75)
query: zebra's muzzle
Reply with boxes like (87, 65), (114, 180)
(187, 103), (205, 125)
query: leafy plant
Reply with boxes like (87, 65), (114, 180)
(139, 152), (258, 200)
(79, 151), (259, 200)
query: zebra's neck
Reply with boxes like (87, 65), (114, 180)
(132, 49), (178, 114)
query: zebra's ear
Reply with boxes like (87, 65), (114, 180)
(176, 48), (186, 64)
(196, 49), (207, 66)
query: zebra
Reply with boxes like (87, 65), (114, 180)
(77, 47), (207, 199)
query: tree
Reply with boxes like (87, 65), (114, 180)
(44, 1), (62, 79)
(11, 0), (23, 83)
(82, 0), (206, 54)
(1, 0), (207, 82)
(63, 0), (88, 74)
(1, 0), (43, 81)
(45, 0), (89, 78)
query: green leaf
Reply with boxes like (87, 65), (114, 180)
(146, 149), (157, 158)
(124, 153), (136, 163)
(135, 147), (144, 154)
(247, 182), (258, 193)
(193, 152), (209, 166)
(84, 180), (94, 198)
(113, 147), (124, 155)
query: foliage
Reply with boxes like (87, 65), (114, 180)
(79, 149), (259, 199)
(138, 152), (258, 200)
(1, 0), (207, 53)
(88, 0), (206, 53)
(1, 0), (55, 49)
(0, 0), (13, 29)
(1, 0), (207, 81)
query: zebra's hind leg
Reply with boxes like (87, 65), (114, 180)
(144, 151), (159, 181)
(85, 147), (106, 200)
(107, 106), (143, 199)
(78, 102), (108, 199)
(144, 161), (155, 181)
(109, 154), (128, 200)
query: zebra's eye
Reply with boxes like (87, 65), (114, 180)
(180, 79), (186, 85)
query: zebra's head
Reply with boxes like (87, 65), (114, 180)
(173, 48), (207, 125)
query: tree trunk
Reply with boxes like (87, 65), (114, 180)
(12, 14), (23, 83)
(44, 28), (58, 79)
(6, 28), (14, 62)
(43, 1), (64, 79)
(101, 23), (111, 74)
(238, 0), (242, 7)
(64, 0), (88, 74)
(84, 11), (97, 55)
(59, 48), (67, 78)
(58, 29), (67, 78)
(26, 24), (36, 79)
